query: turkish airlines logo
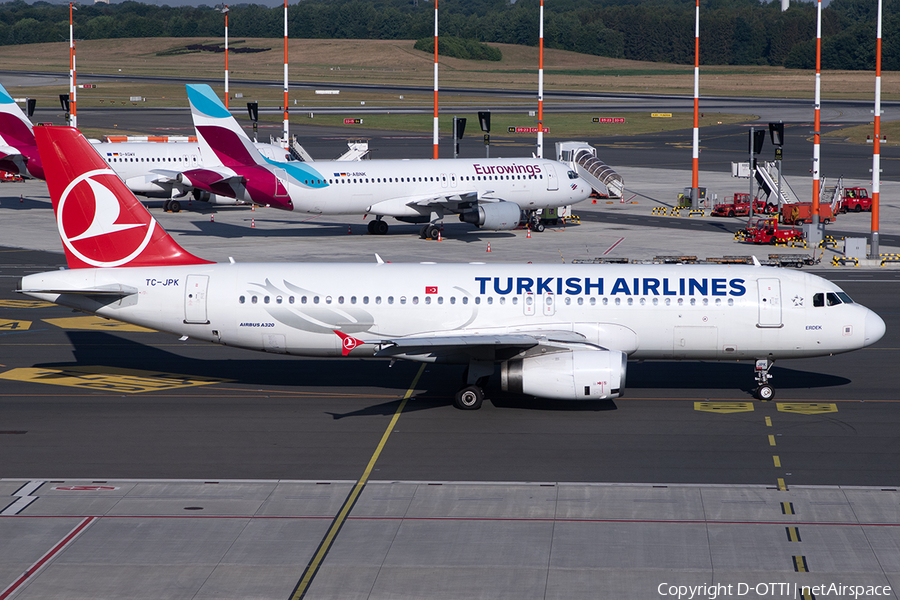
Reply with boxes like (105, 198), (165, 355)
(334, 330), (364, 356)
(56, 169), (156, 267)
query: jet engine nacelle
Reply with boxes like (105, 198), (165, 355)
(460, 202), (521, 230)
(192, 189), (242, 205)
(500, 349), (627, 400)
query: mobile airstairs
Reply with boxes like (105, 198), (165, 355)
(556, 141), (624, 198)
(755, 161), (800, 205)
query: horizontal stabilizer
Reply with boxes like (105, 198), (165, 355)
(18, 283), (138, 296)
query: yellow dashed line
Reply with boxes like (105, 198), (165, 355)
(769, 435), (777, 446)
(777, 402), (838, 415)
(793, 555), (809, 572)
(786, 526), (801, 542)
(778, 478), (788, 491)
(773, 455), (781, 467)
(781, 502), (795, 515)
(765, 416), (772, 427)
(694, 401), (754, 413)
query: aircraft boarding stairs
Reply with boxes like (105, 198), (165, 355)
(275, 136), (370, 162)
(556, 141), (624, 198)
(821, 176), (844, 214)
(755, 161), (799, 205)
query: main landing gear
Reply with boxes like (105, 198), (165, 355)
(367, 218), (389, 235)
(162, 199), (181, 213)
(454, 362), (492, 410)
(454, 385), (484, 410)
(419, 223), (441, 240)
(753, 358), (775, 401)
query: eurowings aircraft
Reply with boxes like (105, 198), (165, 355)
(0, 82), (293, 212)
(181, 84), (591, 238)
(19, 126), (886, 408)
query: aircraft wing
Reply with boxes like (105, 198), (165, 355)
(405, 190), (479, 208)
(372, 330), (593, 358)
(147, 169), (184, 183)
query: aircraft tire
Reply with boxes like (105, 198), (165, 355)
(425, 224), (440, 240)
(454, 385), (484, 410)
(169, 200), (181, 213)
(367, 220), (378, 234)
(755, 385), (774, 401)
(372, 220), (388, 235)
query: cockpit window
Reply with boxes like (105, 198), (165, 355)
(813, 292), (853, 306)
(813, 292), (849, 307)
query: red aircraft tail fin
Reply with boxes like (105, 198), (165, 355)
(34, 126), (212, 269)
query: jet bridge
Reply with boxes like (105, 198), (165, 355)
(556, 141), (624, 198)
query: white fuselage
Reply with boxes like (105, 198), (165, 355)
(97, 141), (292, 199)
(20, 262), (881, 362)
(266, 157), (589, 217)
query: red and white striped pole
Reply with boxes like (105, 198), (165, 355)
(432, 0), (439, 159)
(69, 2), (76, 128)
(283, 0), (289, 144)
(870, 0), (882, 258)
(811, 0), (822, 233)
(690, 0), (699, 199)
(536, 0), (544, 158)
(224, 5), (229, 110)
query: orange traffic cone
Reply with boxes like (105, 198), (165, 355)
(526, 229), (531, 239)
(210, 213), (215, 222)
(251, 218), (255, 228)
(486, 243), (491, 253)
(437, 231), (442, 241)
(348, 225), (352, 235)
(251, 204), (256, 211)
(19, 195), (23, 203)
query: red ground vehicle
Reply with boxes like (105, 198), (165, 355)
(838, 187), (872, 213)
(781, 202), (834, 225)
(738, 216), (804, 245)
(711, 193), (777, 217)
(0, 170), (23, 182)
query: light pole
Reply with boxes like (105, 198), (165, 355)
(217, 5), (229, 110)
(870, 0), (883, 259)
(69, 2), (77, 127)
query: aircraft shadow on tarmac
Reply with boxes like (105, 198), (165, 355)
(0, 195), (52, 210)
(173, 219), (518, 242)
(627, 361), (851, 394)
(37, 332), (852, 416)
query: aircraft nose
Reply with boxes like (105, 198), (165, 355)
(864, 309), (886, 346)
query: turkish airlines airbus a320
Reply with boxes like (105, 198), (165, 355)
(18, 126), (885, 408)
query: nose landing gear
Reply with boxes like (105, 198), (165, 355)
(753, 358), (775, 400)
